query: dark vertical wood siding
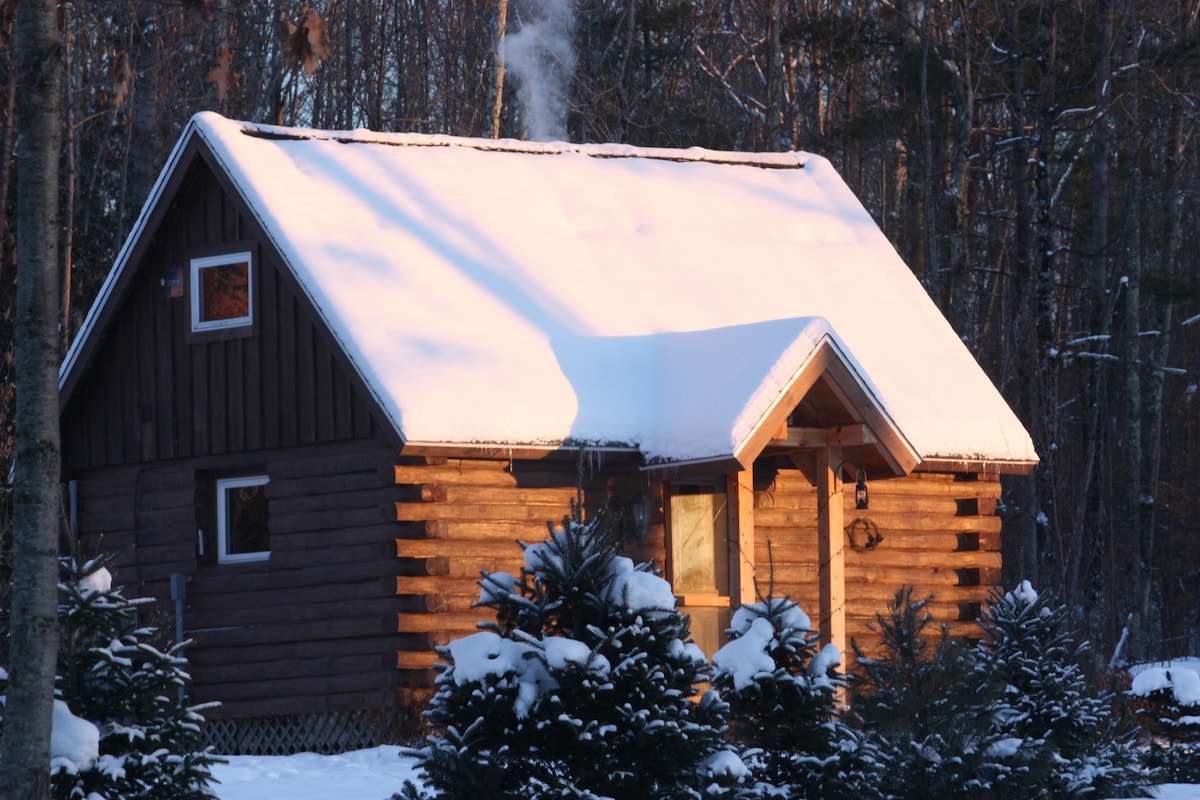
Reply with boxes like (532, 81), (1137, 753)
(61, 159), (380, 470)
(62, 154), (404, 720)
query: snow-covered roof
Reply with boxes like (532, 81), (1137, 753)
(63, 112), (1037, 470)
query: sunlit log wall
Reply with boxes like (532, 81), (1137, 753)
(393, 455), (1001, 684)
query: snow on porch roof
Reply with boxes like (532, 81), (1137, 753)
(67, 112), (1038, 469)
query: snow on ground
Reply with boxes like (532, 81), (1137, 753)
(209, 747), (1200, 800)
(211, 746), (421, 800)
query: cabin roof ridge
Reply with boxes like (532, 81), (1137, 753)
(204, 111), (814, 170)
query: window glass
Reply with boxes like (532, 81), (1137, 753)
(218, 475), (269, 562)
(670, 483), (729, 595)
(191, 252), (253, 331)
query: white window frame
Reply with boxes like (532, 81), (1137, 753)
(190, 251), (254, 332)
(217, 475), (270, 564)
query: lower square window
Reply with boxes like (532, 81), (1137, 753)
(217, 475), (270, 563)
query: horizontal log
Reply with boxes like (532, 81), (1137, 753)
(192, 672), (387, 708)
(266, 446), (397, 479)
(268, 485), (402, 514)
(844, 549), (1002, 570)
(402, 557), (520, 580)
(421, 519), (558, 541)
(755, 509), (1002, 533)
(755, 494), (988, 516)
(395, 538), (529, 560)
(431, 485), (579, 506)
(396, 575), (488, 597)
(270, 505), (393, 532)
(757, 563), (981, 587)
(398, 611), (490, 633)
(189, 634), (401, 667)
(393, 461), (582, 489)
(186, 576), (394, 616)
(187, 597), (399, 631)
(842, 583), (994, 604)
(266, 539), (396, 568)
(267, 468), (393, 498)
(189, 559), (399, 595)
(397, 556), (450, 577)
(755, 530), (1000, 556)
(392, 501), (571, 523)
(396, 650), (441, 671)
(190, 651), (386, 684)
(188, 617), (394, 652)
(197, 691), (386, 720)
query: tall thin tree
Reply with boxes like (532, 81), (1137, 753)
(0, 0), (65, 794)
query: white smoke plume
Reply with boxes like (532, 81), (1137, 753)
(503, 0), (576, 142)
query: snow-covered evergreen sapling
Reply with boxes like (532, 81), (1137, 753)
(1131, 662), (1200, 783)
(711, 594), (884, 800)
(53, 555), (218, 800)
(848, 587), (995, 800)
(400, 505), (747, 800)
(977, 581), (1155, 798)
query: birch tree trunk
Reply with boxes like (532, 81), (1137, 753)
(0, 0), (65, 793)
(489, 0), (508, 138)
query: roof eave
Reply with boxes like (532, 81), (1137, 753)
(915, 457), (1039, 476)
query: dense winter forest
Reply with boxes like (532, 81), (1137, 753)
(0, 0), (1197, 665)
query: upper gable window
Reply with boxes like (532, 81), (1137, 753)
(191, 252), (253, 332)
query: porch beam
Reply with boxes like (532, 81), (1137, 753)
(816, 446), (846, 659)
(727, 469), (756, 607)
(764, 424), (876, 451)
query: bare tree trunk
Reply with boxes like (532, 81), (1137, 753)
(918, 8), (939, 301)
(1120, 28), (1145, 656)
(129, 3), (160, 218)
(489, 0), (508, 138)
(1137, 96), (1185, 646)
(0, 45), (17, 279)
(1006, 1), (1040, 588)
(0, 0), (65, 795)
(766, 0), (784, 150)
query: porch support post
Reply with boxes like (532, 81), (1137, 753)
(727, 469), (756, 607)
(817, 446), (846, 657)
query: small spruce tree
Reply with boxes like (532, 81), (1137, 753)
(1135, 670), (1200, 784)
(848, 587), (996, 800)
(976, 582), (1154, 799)
(711, 592), (885, 799)
(0, 555), (219, 800)
(399, 504), (746, 799)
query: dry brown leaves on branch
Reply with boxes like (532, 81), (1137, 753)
(205, 46), (235, 101)
(110, 52), (132, 110)
(283, 8), (330, 76)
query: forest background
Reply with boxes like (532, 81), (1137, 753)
(0, 0), (1196, 667)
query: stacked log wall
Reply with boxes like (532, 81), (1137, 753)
(392, 455), (662, 682)
(752, 469), (1002, 656)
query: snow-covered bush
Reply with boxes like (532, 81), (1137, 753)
(399, 504), (746, 799)
(976, 581), (1152, 798)
(1130, 660), (1200, 783)
(711, 594), (884, 799)
(1, 555), (219, 800)
(850, 584), (1156, 799)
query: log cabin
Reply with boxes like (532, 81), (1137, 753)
(59, 113), (1038, 753)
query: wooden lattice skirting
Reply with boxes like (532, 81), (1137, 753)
(203, 711), (383, 756)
